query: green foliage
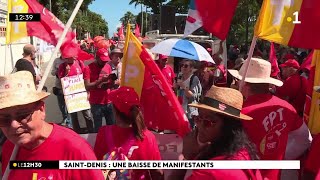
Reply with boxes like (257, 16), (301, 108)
(120, 11), (137, 26)
(166, 0), (189, 14)
(129, 0), (166, 14)
(227, 0), (261, 46)
(136, 12), (151, 36)
(38, 0), (109, 39)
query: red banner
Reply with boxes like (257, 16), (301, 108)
(196, 0), (238, 40)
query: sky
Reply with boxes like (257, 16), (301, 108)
(89, 0), (141, 37)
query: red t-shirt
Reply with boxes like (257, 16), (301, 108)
(316, 171), (320, 180)
(94, 125), (161, 180)
(58, 60), (85, 78)
(83, 62), (112, 104)
(305, 134), (320, 174)
(276, 73), (307, 115)
(1, 124), (104, 180)
(241, 94), (303, 180)
(187, 149), (262, 180)
(160, 65), (175, 87)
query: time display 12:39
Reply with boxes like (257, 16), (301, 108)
(9, 13), (41, 22)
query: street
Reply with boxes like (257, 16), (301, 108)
(42, 60), (96, 130)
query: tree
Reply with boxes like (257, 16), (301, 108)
(120, 11), (137, 26)
(37, 0), (109, 39)
(166, 0), (189, 14)
(136, 12), (151, 36)
(129, 0), (166, 14)
(227, 0), (260, 48)
(38, 0), (95, 15)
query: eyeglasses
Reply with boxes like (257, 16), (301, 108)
(192, 115), (216, 127)
(0, 103), (41, 127)
(180, 64), (190, 68)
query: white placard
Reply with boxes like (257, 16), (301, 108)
(61, 74), (86, 96)
(64, 92), (90, 113)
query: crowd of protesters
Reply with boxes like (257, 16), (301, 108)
(0, 37), (319, 180)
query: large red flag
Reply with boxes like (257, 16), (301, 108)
(269, 42), (280, 77)
(300, 51), (314, 71)
(195, 0), (238, 40)
(25, 0), (75, 45)
(303, 50), (320, 134)
(24, 0), (94, 61)
(121, 25), (190, 137)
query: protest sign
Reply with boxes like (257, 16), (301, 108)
(64, 92), (90, 113)
(61, 74), (87, 96)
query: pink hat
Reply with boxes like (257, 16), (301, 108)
(109, 86), (140, 116)
(279, 59), (300, 69)
(96, 48), (110, 61)
(158, 54), (168, 60)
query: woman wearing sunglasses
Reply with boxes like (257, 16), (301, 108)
(168, 85), (262, 180)
(175, 60), (202, 129)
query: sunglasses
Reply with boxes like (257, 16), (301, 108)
(180, 64), (190, 68)
(0, 103), (41, 127)
(192, 115), (216, 127)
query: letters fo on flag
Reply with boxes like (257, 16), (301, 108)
(121, 25), (190, 137)
(254, 0), (320, 49)
(303, 50), (320, 135)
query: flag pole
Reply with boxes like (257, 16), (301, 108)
(239, 36), (257, 92)
(10, 44), (14, 71)
(3, 0), (85, 179)
(37, 0), (84, 92)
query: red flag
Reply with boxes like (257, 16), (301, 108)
(77, 49), (94, 61)
(303, 50), (320, 134)
(25, 0), (75, 45)
(269, 42), (280, 77)
(118, 25), (125, 40)
(300, 51), (314, 71)
(134, 24), (141, 37)
(24, 0), (92, 60)
(122, 28), (190, 137)
(195, 0), (238, 40)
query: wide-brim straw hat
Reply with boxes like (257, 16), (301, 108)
(0, 71), (50, 110)
(228, 57), (283, 87)
(189, 85), (252, 121)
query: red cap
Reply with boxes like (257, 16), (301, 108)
(158, 54), (168, 60)
(96, 48), (110, 61)
(109, 86), (140, 116)
(280, 59), (300, 69)
(60, 42), (79, 59)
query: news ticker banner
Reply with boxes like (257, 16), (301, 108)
(10, 160), (300, 170)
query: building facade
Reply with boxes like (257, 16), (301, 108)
(0, 0), (7, 38)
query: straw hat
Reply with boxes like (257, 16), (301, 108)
(0, 71), (50, 110)
(189, 85), (252, 120)
(228, 58), (283, 87)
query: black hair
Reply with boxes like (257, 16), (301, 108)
(113, 105), (146, 141)
(197, 117), (259, 160)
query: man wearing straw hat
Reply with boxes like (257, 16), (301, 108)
(0, 71), (104, 179)
(229, 58), (312, 180)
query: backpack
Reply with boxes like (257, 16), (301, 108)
(189, 74), (202, 103)
(102, 126), (137, 180)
